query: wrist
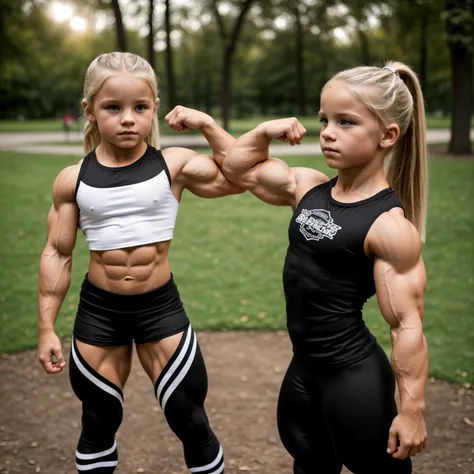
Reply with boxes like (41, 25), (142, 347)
(38, 324), (55, 333)
(399, 401), (425, 414)
(199, 115), (216, 131)
(254, 123), (272, 140)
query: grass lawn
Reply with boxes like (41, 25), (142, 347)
(1, 115), (470, 134)
(0, 151), (473, 383)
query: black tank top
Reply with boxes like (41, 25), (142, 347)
(283, 176), (403, 368)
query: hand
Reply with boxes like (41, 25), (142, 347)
(38, 329), (66, 374)
(387, 411), (427, 459)
(256, 118), (306, 146)
(165, 106), (213, 132)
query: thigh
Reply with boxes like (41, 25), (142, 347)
(277, 357), (342, 474)
(75, 339), (133, 389)
(135, 327), (188, 384)
(137, 325), (208, 409)
(323, 346), (411, 474)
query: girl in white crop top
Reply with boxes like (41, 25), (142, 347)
(37, 52), (242, 474)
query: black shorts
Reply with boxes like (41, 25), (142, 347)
(73, 274), (190, 346)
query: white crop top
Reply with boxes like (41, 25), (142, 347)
(75, 145), (179, 251)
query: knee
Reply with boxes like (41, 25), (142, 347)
(165, 404), (211, 441)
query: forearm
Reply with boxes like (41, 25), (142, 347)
(223, 126), (271, 176)
(38, 248), (73, 332)
(200, 119), (235, 167)
(390, 323), (428, 413)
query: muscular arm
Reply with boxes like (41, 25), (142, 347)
(165, 147), (243, 199)
(38, 165), (79, 373)
(199, 118), (234, 168)
(369, 209), (428, 457)
(222, 120), (327, 207)
(164, 106), (234, 168)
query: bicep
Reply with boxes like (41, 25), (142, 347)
(374, 256), (426, 329)
(229, 157), (297, 206)
(181, 154), (243, 198)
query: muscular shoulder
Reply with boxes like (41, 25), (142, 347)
(162, 147), (199, 174)
(52, 160), (82, 204)
(367, 208), (422, 272)
(293, 168), (329, 205)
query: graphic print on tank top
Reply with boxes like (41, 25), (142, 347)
(295, 208), (341, 241)
(283, 176), (404, 368)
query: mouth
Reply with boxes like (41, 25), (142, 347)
(323, 146), (339, 153)
(119, 131), (138, 136)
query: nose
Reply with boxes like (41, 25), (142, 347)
(321, 123), (336, 141)
(121, 108), (135, 125)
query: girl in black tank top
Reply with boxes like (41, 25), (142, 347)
(284, 176), (403, 368)
(222, 61), (429, 474)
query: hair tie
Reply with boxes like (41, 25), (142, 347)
(382, 66), (399, 77)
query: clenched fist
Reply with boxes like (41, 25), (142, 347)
(38, 329), (66, 374)
(256, 118), (307, 146)
(165, 106), (214, 132)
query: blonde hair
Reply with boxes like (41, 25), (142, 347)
(82, 52), (160, 153)
(326, 61), (428, 241)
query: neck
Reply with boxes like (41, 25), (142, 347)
(335, 154), (388, 198)
(96, 141), (148, 164)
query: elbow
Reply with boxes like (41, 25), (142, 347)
(221, 164), (247, 190)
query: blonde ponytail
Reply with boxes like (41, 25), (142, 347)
(385, 62), (428, 241)
(328, 61), (428, 241)
(83, 121), (101, 154)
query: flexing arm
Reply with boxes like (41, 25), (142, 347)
(165, 106), (233, 167)
(370, 209), (428, 459)
(38, 165), (79, 374)
(164, 147), (243, 198)
(222, 118), (327, 207)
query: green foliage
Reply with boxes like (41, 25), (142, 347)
(0, 150), (473, 383)
(442, 0), (474, 49)
(0, 0), (469, 120)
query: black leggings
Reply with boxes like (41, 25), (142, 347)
(277, 344), (412, 474)
(70, 326), (224, 473)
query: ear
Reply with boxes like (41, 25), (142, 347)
(154, 98), (160, 116)
(380, 123), (400, 149)
(82, 99), (96, 122)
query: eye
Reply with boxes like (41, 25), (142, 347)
(136, 104), (148, 112)
(319, 117), (328, 125)
(106, 105), (120, 112)
(340, 119), (353, 126)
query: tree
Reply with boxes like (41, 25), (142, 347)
(165, 0), (177, 108)
(443, 0), (473, 154)
(147, 0), (155, 71)
(212, 0), (256, 130)
(111, 0), (128, 51)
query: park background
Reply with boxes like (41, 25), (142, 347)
(0, 1), (473, 473)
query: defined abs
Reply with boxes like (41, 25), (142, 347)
(88, 242), (171, 293)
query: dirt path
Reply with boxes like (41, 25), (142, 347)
(1, 331), (473, 473)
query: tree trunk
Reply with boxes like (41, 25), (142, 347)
(165, 0), (177, 109)
(110, 0), (127, 52)
(214, 0), (255, 131)
(147, 0), (155, 71)
(419, 8), (428, 94)
(357, 27), (370, 65)
(221, 46), (232, 130)
(445, 0), (473, 154)
(294, 6), (307, 116)
(204, 68), (212, 115)
(448, 42), (472, 154)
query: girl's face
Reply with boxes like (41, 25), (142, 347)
(85, 71), (159, 150)
(319, 80), (389, 170)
